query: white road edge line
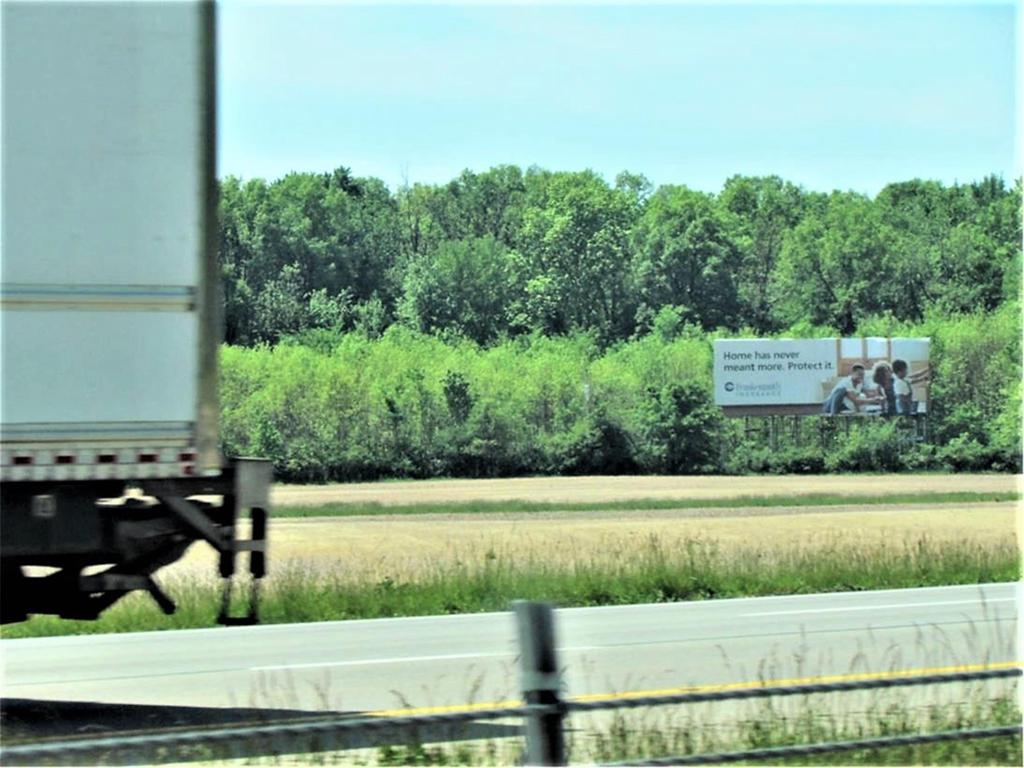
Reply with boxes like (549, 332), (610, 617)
(250, 647), (603, 672)
(4, 583), (1014, 646)
(744, 597), (1017, 617)
(251, 652), (510, 672)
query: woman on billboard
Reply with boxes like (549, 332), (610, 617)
(865, 361), (896, 415)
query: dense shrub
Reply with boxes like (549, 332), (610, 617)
(632, 382), (724, 473)
(543, 409), (638, 475)
(220, 307), (1021, 480)
(824, 421), (909, 473)
(937, 436), (1022, 473)
(768, 447), (829, 475)
(722, 442), (774, 475)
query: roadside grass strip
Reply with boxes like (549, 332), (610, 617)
(222, 690), (1021, 766)
(573, 693), (1021, 767)
(368, 668), (1022, 766)
(3, 535), (1018, 638)
(5, 664), (1016, 765)
(273, 490), (1020, 518)
(364, 661), (1024, 718)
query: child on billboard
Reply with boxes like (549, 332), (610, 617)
(892, 359), (913, 415)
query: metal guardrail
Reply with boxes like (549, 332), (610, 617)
(565, 668), (1024, 713)
(0, 704), (546, 764)
(1, 602), (1020, 766)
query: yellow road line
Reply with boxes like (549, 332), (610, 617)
(366, 660), (1023, 718)
(12, 661), (1019, 745)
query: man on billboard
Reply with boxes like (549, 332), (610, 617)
(822, 364), (881, 414)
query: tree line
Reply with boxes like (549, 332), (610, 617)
(217, 165), (1021, 478)
(218, 167), (1021, 347)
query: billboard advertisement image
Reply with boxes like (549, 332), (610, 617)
(713, 338), (931, 416)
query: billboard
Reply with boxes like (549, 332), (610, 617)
(713, 338), (931, 416)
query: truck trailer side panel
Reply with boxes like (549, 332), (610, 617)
(1, 0), (220, 477)
(0, 1), (266, 625)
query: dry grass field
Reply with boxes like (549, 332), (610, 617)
(7, 475), (1017, 637)
(166, 474), (1021, 585)
(271, 473), (1020, 507)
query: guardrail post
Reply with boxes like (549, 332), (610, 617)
(514, 601), (566, 766)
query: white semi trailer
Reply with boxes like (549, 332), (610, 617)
(1, 1), (269, 624)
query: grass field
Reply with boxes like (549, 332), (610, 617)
(270, 490), (1019, 518)
(270, 473), (1020, 508)
(172, 496), (1019, 585)
(3, 475), (1019, 637)
(4, 497), (1018, 637)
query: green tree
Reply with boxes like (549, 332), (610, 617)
(396, 182), (449, 262)
(874, 176), (1021, 318)
(875, 179), (953, 318)
(319, 172), (404, 306)
(218, 168), (402, 342)
(398, 236), (515, 344)
(633, 381), (723, 473)
(307, 287), (352, 332)
(615, 170), (653, 206)
(632, 185), (742, 332)
(456, 165), (528, 246)
(772, 192), (900, 334)
(515, 170), (638, 341)
(252, 263), (308, 342)
(719, 175), (805, 332)
(218, 176), (270, 344)
(933, 224), (1007, 313)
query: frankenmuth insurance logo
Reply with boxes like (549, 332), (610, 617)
(724, 381), (782, 398)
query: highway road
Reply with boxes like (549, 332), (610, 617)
(2, 583), (1018, 726)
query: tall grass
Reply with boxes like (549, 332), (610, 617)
(572, 691), (1022, 766)
(3, 536), (1018, 638)
(215, 692), (1022, 766)
(256, 536), (1020, 624)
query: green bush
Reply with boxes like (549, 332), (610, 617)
(924, 304), (1021, 449)
(219, 307), (1021, 480)
(768, 446), (828, 474)
(633, 382), (724, 473)
(722, 442), (773, 475)
(544, 408), (637, 475)
(937, 435), (1021, 473)
(825, 420), (909, 473)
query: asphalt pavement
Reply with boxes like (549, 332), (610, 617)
(1, 582), (1017, 719)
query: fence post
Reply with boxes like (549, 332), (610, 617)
(513, 601), (566, 766)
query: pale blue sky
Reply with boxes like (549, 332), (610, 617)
(218, 2), (1019, 195)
